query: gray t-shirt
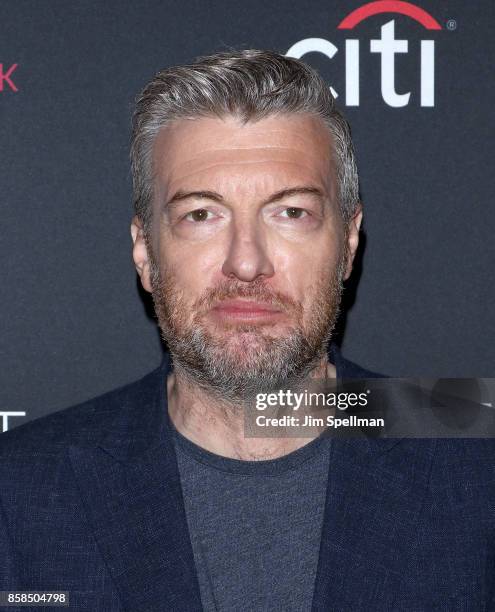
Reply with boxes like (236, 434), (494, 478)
(172, 426), (331, 612)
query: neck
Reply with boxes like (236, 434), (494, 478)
(167, 356), (336, 461)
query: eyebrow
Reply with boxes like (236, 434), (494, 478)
(164, 186), (326, 209)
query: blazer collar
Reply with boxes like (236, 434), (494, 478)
(68, 343), (411, 611)
(96, 341), (397, 465)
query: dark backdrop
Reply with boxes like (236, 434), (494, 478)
(1, 0), (494, 431)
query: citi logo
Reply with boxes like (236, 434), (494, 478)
(286, 0), (444, 107)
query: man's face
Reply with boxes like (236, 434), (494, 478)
(132, 113), (362, 401)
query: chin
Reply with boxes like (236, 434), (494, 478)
(215, 328), (274, 349)
(204, 324), (282, 353)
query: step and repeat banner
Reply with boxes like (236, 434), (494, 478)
(1, 1), (494, 430)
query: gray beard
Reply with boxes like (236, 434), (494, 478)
(149, 253), (346, 405)
(164, 324), (332, 405)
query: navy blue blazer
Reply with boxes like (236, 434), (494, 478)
(1, 345), (494, 611)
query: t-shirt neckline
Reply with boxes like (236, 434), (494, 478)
(171, 421), (330, 476)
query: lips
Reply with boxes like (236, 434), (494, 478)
(210, 299), (284, 322)
(213, 299), (281, 313)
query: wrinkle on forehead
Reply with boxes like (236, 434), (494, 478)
(165, 158), (331, 189)
(152, 114), (338, 206)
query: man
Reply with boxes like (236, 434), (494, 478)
(0, 50), (494, 611)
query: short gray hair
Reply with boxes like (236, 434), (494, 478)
(130, 49), (359, 232)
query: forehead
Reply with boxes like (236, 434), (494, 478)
(152, 113), (336, 194)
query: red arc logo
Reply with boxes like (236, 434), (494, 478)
(338, 1), (442, 30)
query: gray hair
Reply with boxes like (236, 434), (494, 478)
(130, 49), (359, 232)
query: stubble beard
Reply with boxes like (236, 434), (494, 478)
(149, 247), (348, 405)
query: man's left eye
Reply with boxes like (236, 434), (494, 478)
(279, 207), (309, 219)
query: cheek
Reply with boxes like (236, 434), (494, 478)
(275, 234), (343, 297)
(159, 239), (222, 300)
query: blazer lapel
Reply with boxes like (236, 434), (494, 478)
(311, 435), (435, 610)
(68, 354), (203, 612)
(312, 346), (436, 609)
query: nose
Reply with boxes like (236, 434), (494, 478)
(221, 217), (275, 282)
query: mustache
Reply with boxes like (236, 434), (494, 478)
(192, 279), (302, 315)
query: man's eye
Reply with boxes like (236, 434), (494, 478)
(184, 209), (214, 222)
(279, 207), (309, 219)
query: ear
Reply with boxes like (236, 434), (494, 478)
(130, 216), (153, 293)
(343, 203), (363, 281)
